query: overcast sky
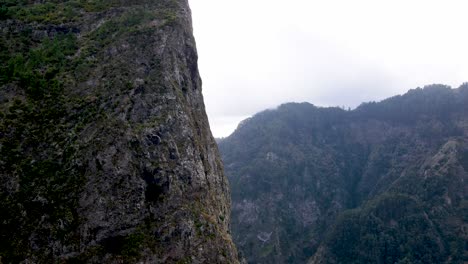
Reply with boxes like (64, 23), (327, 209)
(189, 0), (468, 137)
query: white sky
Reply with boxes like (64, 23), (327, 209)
(189, 0), (468, 137)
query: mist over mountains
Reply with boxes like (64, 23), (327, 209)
(0, 1), (466, 263)
(219, 84), (468, 263)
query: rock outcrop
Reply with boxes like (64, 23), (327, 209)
(0, 0), (238, 263)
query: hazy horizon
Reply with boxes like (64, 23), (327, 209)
(189, 0), (468, 137)
(211, 83), (467, 138)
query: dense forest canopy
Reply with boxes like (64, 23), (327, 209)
(220, 84), (468, 263)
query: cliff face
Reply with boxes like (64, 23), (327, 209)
(0, 0), (238, 263)
(219, 85), (468, 263)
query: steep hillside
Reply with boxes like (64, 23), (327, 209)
(219, 84), (468, 263)
(0, 0), (238, 263)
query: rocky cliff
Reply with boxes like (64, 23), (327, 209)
(219, 84), (468, 263)
(0, 0), (238, 263)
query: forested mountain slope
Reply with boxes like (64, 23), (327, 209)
(219, 84), (468, 263)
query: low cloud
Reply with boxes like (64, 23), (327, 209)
(190, 0), (468, 137)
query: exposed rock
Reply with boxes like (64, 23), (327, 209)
(0, 0), (238, 263)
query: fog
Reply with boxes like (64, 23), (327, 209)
(189, 0), (468, 137)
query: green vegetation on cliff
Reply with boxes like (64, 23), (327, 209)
(0, 0), (239, 263)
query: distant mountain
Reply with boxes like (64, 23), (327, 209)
(219, 84), (468, 263)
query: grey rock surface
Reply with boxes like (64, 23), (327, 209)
(0, 0), (239, 263)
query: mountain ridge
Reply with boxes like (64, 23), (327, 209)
(220, 84), (468, 263)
